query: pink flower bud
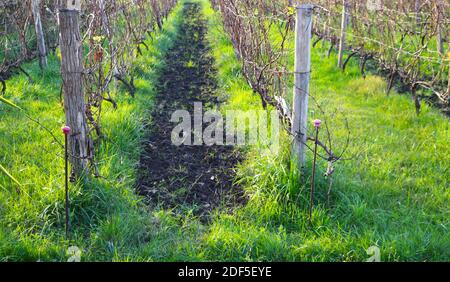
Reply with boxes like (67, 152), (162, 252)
(313, 119), (322, 128)
(62, 126), (71, 135)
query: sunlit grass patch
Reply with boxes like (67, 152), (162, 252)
(203, 0), (450, 262)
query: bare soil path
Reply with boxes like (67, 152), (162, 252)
(137, 2), (244, 218)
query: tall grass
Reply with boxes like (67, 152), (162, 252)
(202, 0), (449, 261)
(0, 2), (202, 262)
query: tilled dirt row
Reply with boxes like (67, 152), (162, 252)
(137, 2), (244, 218)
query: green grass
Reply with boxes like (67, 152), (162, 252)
(0, 2), (202, 262)
(202, 0), (449, 261)
(0, 0), (448, 262)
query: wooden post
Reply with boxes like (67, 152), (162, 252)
(292, 4), (313, 170)
(435, 0), (444, 55)
(31, 0), (48, 69)
(447, 44), (450, 96)
(415, 0), (421, 28)
(436, 25), (443, 55)
(337, 0), (349, 69)
(59, 0), (90, 178)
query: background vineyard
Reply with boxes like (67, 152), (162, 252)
(213, 0), (449, 119)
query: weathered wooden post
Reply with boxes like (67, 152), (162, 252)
(59, 0), (90, 178)
(435, 0), (444, 55)
(415, 0), (421, 28)
(292, 4), (313, 170)
(447, 46), (450, 96)
(436, 24), (443, 55)
(31, 0), (48, 69)
(337, 0), (349, 69)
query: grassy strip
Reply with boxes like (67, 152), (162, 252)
(0, 2), (194, 262)
(202, 0), (449, 261)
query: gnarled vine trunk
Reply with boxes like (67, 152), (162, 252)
(58, 6), (91, 178)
